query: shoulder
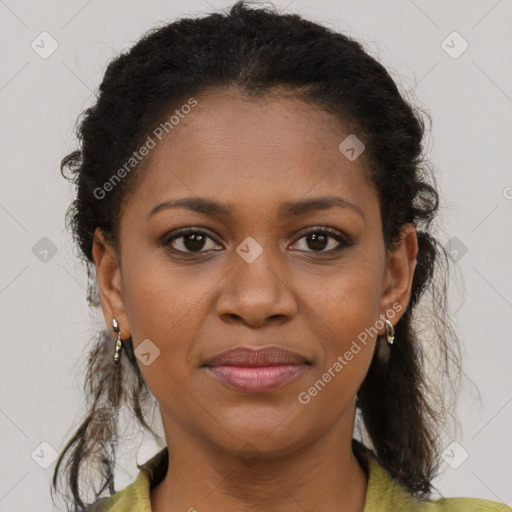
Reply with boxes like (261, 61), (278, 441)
(83, 496), (112, 511)
(81, 482), (142, 512)
(82, 447), (168, 511)
(357, 443), (511, 512)
(424, 497), (512, 511)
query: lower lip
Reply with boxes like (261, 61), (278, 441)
(205, 364), (307, 392)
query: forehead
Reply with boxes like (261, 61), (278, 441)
(122, 89), (377, 222)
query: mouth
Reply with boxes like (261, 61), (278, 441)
(202, 346), (309, 393)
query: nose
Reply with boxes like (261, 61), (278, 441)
(215, 244), (298, 328)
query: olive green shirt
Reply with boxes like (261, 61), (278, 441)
(88, 446), (510, 511)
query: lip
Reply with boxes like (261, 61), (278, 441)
(205, 364), (307, 392)
(203, 346), (309, 393)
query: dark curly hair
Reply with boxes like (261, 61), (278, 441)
(51, 1), (464, 510)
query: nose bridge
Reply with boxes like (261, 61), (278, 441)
(236, 234), (281, 289)
(216, 234), (296, 325)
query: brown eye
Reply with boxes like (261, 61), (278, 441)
(291, 228), (351, 253)
(164, 228), (222, 253)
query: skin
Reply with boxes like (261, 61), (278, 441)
(92, 88), (418, 512)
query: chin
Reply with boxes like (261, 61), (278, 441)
(204, 414), (313, 460)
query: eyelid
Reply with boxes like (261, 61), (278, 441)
(161, 226), (221, 248)
(290, 226), (352, 254)
(293, 226), (350, 243)
(162, 225), (352, 255)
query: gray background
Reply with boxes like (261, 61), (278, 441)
(0, 0), (511, 510)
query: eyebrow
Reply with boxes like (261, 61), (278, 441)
(147, 195), (365, 220)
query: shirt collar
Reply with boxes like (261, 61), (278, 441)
(99, 441), (418, 511)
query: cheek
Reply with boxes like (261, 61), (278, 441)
(301, 247), (384, 344)
(304, 300), (378, 407)
(297, 249), (384, 401)
(119, 255), (214, 401)
(121, 247), (218, 344)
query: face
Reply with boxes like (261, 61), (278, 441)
(93, 88), (417, 459)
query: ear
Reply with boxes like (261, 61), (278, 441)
(379, 223), (418, 330)
(92, 227), (130, 339)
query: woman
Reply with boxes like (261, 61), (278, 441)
(51, 1), (510, 511)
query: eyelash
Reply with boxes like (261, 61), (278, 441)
(161, 227), (352, 256)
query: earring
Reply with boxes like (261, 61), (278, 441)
(385, 318), (395, 345)
(112, 318), (123, 363)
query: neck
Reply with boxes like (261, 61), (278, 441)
(150, 412), (368, 512)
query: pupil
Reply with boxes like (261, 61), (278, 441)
(185, 233), (205, 251)
(308, 233), (327, 251)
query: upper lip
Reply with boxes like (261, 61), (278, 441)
(203, 346), (309, 367)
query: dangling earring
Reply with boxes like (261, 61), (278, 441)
(112, 318), (123, 363)
(385, 318), (395, 345)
